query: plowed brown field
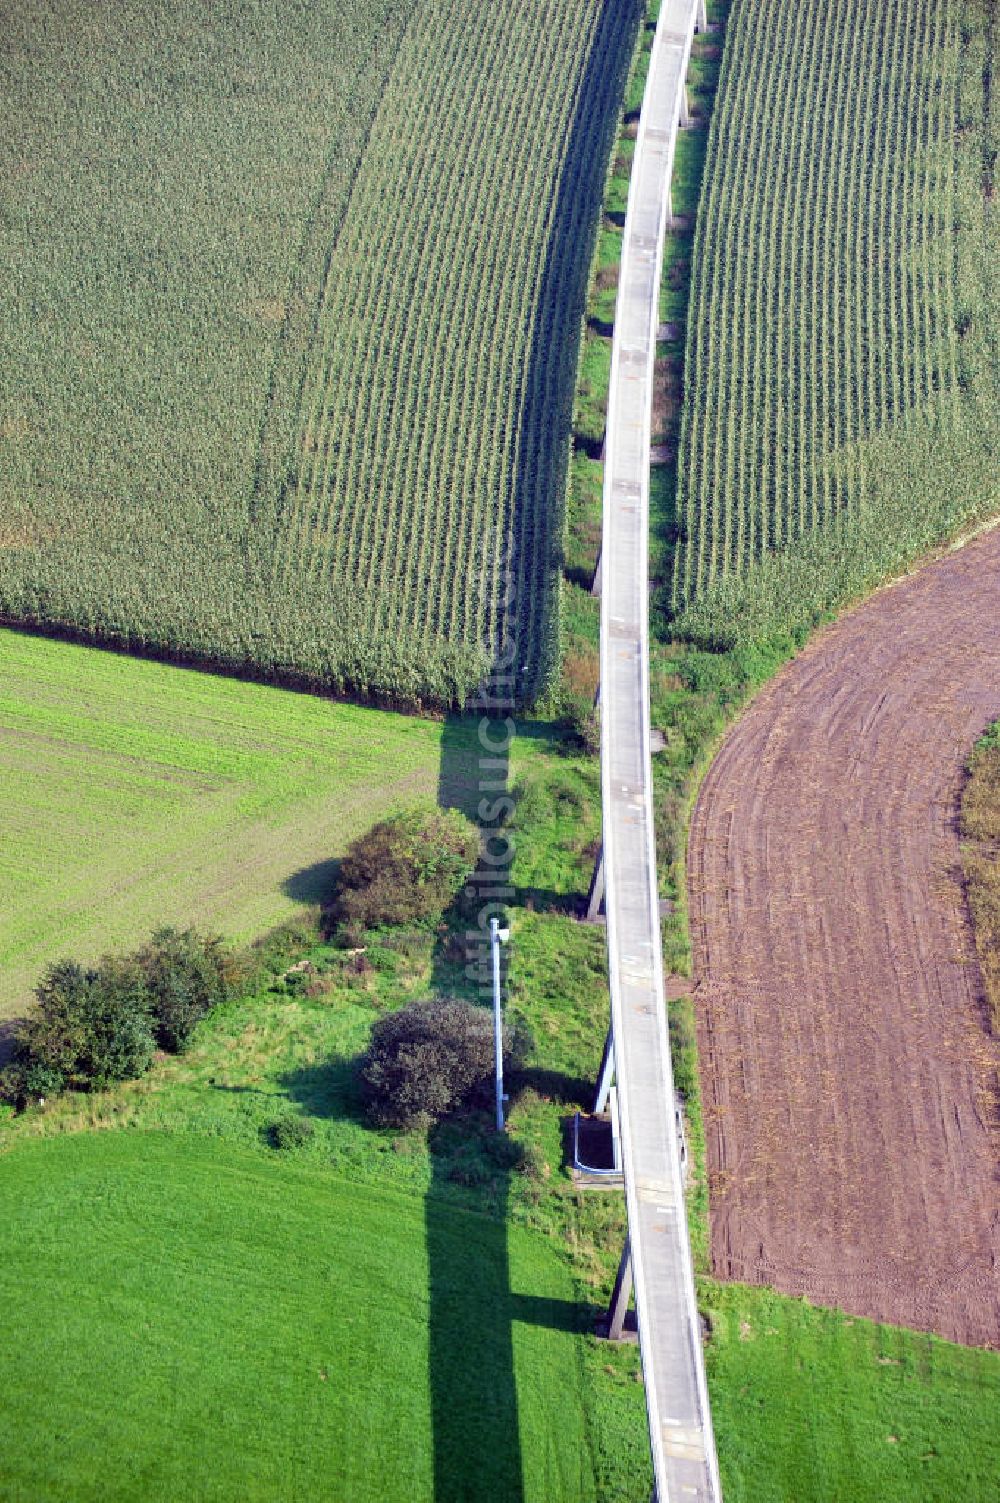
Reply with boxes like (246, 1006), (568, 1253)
(688, 526), (1000, 1347)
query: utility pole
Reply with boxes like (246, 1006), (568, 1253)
(490, 916), (510, 1130)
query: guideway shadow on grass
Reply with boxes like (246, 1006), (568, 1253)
(277, 1046), (581, 1501)
(282, 856), (342, 906)
(427, 1119), (587, 1503)
(426, 1121), (524, 1503)
(433, 711), (510, 1002)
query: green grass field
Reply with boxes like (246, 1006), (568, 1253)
(0, 628), (485, 1020)
(0, 0), (640, 705)
(0, 1132), (599, 1503)
(670, 0), (999, 647)
(705, 1283), (1000, 1502)
(3, 911), (998, 1502)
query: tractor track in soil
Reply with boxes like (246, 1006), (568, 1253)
(688, 526), (1000, 1347)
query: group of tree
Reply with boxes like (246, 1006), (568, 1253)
(1, 929), (242, 1108)
(332, 806), (519, 1129)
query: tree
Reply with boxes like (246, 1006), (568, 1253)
(137, 927), (234, 1052)
(359, 997), (526, 1130)
(10, 957), (155, 1097)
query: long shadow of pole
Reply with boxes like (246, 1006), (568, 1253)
(431, 706), (521, 1498)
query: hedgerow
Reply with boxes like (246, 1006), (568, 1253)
(0, 930), (240, 1107)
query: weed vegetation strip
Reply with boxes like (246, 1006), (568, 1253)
(961, 721), (1000, 1031)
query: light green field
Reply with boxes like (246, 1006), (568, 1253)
(0, 628), (485, 1019)
(0, 1131), (598, 1503)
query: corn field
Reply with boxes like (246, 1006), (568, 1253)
(0, 0), (639, 706)
(261, 0), (639, 704)
(670, 0), (998, 647)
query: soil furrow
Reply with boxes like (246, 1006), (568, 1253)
(689, 527), (1000, 1347)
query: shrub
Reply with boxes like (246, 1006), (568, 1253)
(12, 957), (156, 1097)
(3, 927), (243, 1108)
(138, 928), (235, 1051)
(269, 1117), (317, 1151)
(332, 807), (480, 941)
(359, 997), (526, 1130)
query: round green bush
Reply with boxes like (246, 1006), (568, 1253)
(359, 997), (526, 1131)
(331, 807), (480, 941)
(270, 1117), (317, 1151)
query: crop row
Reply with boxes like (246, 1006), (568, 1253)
(266, 0), (640, 704)
(0, 0), (640, 708)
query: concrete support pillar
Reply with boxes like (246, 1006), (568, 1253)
(591, 549), (602, 596)
(585, 845), (605, 922)
(695, 0), (708, 32)
(607, 1238), (634, 1341)
(665, 184), (674, 231)
(609, 1085), (622, 1172)
(679, 85), (692, 129)
(593, 1027), (615, 1113)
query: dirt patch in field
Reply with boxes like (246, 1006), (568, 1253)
(688, 526), (1000, 1348)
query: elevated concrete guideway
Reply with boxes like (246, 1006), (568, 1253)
(597, 1), (722, 1498)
